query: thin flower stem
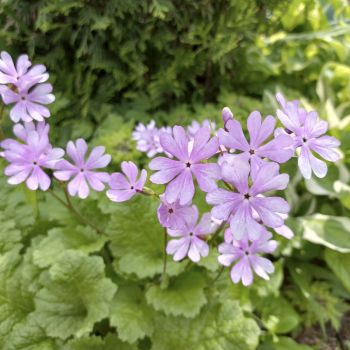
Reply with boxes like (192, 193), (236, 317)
(0, 104), (6, 140)
(47, 187), (105, 235)
(161, 227), (168, 284)
(209, 221), (226, 244)
(209, 265), (225, 287)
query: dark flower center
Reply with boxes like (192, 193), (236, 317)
(302, 137), (307, 143)
(130, 186), (134, 190)
(21, 96), (26, 101)
(33, 161), (37, 165)
(249, 149), (255, 155)
(80, 168), (84, 172)
(244, 193), (251, 200)
(168, 208), (174, 214)
(186, 162), (191, 168)
(244, 251), (249, 256)
(189, 232), (193, 237)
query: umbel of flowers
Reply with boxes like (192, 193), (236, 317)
(0, 51), (341, 286)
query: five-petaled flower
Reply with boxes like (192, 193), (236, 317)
(2, 130), (64, 190)
(157, 195), (197, 229)
(54, 139), (111, 199)
(218, 229), (277, 286)
(107, 161), (147, 202)
(150, 125), (221, 205)
(166, 207), (218, 262)
(218, 110), (294, 170)
(207, 159), (290, 240)
(276, 92), (340, 179)
(0, 51), (54, 123)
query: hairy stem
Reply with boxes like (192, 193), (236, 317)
(48, 187), (105, 235)
(209, 221), (226, 244)
(161, 228), (168, 284)
(209, 265), (225, 287)
(0, 104), (6, 140)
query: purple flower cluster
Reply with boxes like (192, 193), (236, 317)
(276, 93), (340, 179)
(132, 120), (172, 158)
(0, 51), (341, 287)
(0, 51), (55, 122)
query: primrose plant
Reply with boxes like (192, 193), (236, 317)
(0, 51), (341, 287)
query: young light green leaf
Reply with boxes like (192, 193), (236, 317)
(146, 270), (207, 318)
(34, 251), (117, 340)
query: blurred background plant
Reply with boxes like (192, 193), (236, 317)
(0, 0), (349, 349)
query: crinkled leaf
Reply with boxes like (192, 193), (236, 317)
(34, 250), (117, 340)
(107, 196), (184, 278)
(0, 251), (36, 348)
(5, 315), (63, 350)
(152, 300), (260, 350)
(66, 334), (137, 350)
(33, 226), (106, 268)
(110, 283), (154, 343)
(146, 270), (207, 318)
(0, 214), (22, 254)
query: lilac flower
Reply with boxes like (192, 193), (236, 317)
(107, 161), (147, 202)
(207, 159), (290, 240)
(132, 121), (172, 158)
(187, 120), (216, 139)
(0, 51), (31, 86)
(54, 139), (111, 199)
(166, 207), (217, 262)
(218, 111), (293, 169)
(276, 93), (340, 179)
(1, 83), (55, 122)
(2, 131), (64, 191)
(222, 107), (233, 129)
(157, 195), (197, 229)
(1, 121), (50, 158)
(0, 51), (49, 89)
(218, 230), (277, 286)
(0, 51), (54, 123)
(150, 125), (220, 205)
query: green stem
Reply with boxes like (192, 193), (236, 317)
(0, 104), (5, 140)
(209, 265), (225, 287)
(47, 187), (105, 235)
(161, 228), (168, 284)
(209, 221), (226, 244)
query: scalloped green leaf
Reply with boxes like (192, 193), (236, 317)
(110, 283), (154, 343)
(151, 300), (260, 350)
(34, 251), (117, 340)
(33, 225), (106, 268)
(0, 251), (36, 349)
(66, 334), (137, 350)
(107, 196), (185, 278)
(146, 270), (207, 318)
